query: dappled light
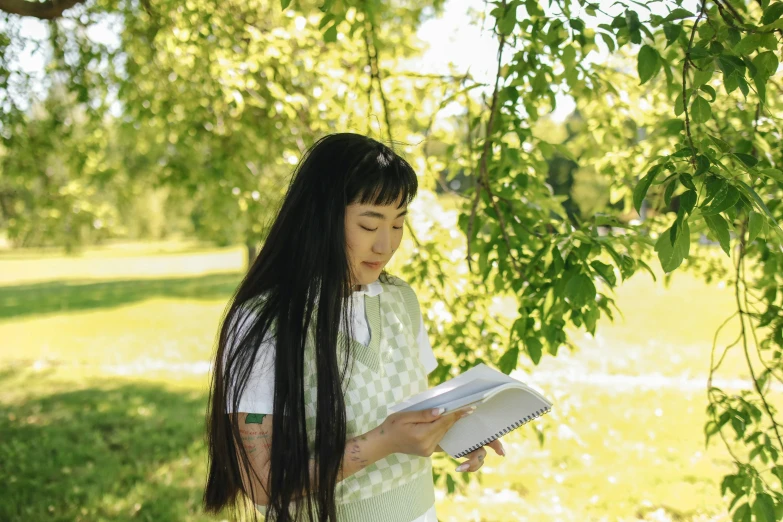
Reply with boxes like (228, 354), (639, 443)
(3, 0), (783, 520)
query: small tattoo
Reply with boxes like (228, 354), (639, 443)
(242, 433), (269, 441)
(245, 413), (267, 424)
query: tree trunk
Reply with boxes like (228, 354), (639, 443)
(0, 0), (85, 19)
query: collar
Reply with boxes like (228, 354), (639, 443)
(352, 279), (384, 297)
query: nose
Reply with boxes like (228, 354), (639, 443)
(373, 229), (393, 255)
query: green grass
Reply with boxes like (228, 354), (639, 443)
(1, 369), (211, 522)
(0, 240), (757, 521)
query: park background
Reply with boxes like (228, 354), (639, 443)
(2, 0), (783, 521)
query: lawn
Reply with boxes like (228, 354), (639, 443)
(0, 240), (756, 521)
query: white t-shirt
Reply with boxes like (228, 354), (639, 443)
(229, 279), (438, 413)
(227, 279), (439, 522)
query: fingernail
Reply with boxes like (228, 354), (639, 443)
(456, 463), (469, 472)
(432, 407), (445, 417)
(499, 442), (506, 457)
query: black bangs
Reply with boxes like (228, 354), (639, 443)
(348, 146), (418, 208)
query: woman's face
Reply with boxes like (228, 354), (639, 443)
(345, 196), (406, 289)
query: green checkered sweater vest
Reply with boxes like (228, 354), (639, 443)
(259, 277), (435, 521)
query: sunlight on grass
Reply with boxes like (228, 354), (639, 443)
(0, 240), (760, 521)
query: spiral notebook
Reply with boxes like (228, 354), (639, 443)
(388, 363), (553, 458)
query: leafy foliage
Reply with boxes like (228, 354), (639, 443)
(2, 0), (783, 517)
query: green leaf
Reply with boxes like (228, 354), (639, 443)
(445, 473), (456, 494)
(583, 305), (599, 334)
(732, 153), (758, 167)
(735, 179), (783, 241)
(680, 173), (697, 190)
(599, 32), (616, 52)
(565, 273), (597, 309)
(562, 45), (576, 66)
(772, 464), (783, 487)
(753, 51), (779, 78)
(664, 179), (678, 207)
(759, 168), (783, 183)
(704, 214), (731, 255)
(752, 493), (776, 522)
(663, 8), (695, 21)
(655, 219), (690, 272)
(732, 502), (751, 522)
(708, 133), (731, 153)
(690, 96), (712, 123)
(737, 76), (749, 98)
(281, 0), (292, 9)
(680, 190), (697, 214)
(638, 45), (660, 85)
(761, 2), (783, 24)
(733, 34), (761, 55)
(525, 337), (543, 365)
(323, 25), (338, 42)
(702, 185), (740, 216)
(692, 66), (714, 88)
(664, 23), (683, 47)
(695, 155), (711, 175)
(689, 46), (711, 59)
(748, 211), (764, 243)
(673, 91), (685, 116)
(699, 84), (717, 102)
(498, 5), (518, 35)
(590, 260), (617, 286)
(497, 346), (519, 374)
(754, 73), (768, 105)
(634, 165), (662, 213)
(718, 54), (746, 79)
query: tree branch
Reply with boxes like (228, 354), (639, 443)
(467, 1), (508, 274)
(363, 14), (393, 145)
(0, 0), (84, 19)
(682, 0), (707, 172)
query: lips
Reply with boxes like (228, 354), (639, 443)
(363, 261), (383, 268)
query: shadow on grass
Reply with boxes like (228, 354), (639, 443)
(0, 272), (243, 321)
(0, 370), (220, 522)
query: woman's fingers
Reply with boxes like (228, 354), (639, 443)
(485, 438), (506, 457)
(432, 405), (476, 433)
(455, 446), (487, 472)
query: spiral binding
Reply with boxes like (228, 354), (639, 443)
(452, 406), (552, 458)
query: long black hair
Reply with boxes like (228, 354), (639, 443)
(204, 133), (418, 521)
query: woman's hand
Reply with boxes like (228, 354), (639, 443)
(454, 438), (506, 473)
(378, 406), (476, 458)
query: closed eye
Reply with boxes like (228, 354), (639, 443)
(361, 226), (403, 231)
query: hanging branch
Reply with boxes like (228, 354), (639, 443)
(682, 0), (707, 171)
(467, 1), (508, 274)
(735, 223), (783, 455)
(362, 13), (393, 145)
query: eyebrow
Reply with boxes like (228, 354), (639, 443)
(358, 209), (408, 220)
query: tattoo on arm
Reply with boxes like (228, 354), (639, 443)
(240, 414), (272, 456)
(346, 438), (369, 469)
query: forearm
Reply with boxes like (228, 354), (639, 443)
(247, 424), (392, 505)
(338, 423), (392, 481)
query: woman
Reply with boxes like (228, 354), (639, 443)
(203, 133), (504, 522)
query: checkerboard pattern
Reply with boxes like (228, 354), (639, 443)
(301, 277), (433, 505)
